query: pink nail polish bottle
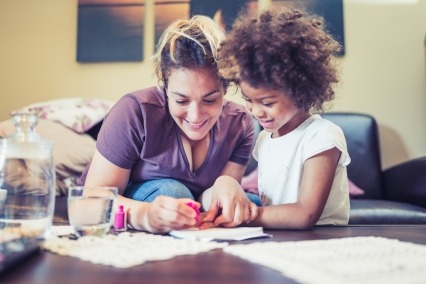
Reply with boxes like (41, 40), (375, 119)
(114, 205), (127, 232)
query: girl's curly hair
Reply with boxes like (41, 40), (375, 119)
(219, 7), (341, 112)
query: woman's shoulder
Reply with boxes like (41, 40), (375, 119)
(222, 100), (252, 122)
(222, 99), (246, 110)
(218, 100), (253, 134)
(105, 86), (168, 123)
(120, 86), (166, 107)
(222, 100), (250, 117)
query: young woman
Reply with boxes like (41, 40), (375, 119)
(83, 16), (258, 233)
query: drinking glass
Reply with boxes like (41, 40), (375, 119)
(67, 186), (118, 237)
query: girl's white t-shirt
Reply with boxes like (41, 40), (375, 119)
(253, 114), (351, 225)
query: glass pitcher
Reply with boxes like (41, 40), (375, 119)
(0, 113), (56, 239)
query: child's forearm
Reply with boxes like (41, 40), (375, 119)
(251, 204), (319, 230)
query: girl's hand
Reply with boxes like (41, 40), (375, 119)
(197, 212), (215, 230)
(201, 176), (258, 227)
(142, 196), (200, 233)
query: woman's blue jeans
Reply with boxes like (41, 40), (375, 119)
(123, 178), (262, 206)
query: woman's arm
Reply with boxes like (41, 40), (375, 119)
(250, 147), (341, 229)
(85, 149), (199, 233)
(85, 150), (131, 192)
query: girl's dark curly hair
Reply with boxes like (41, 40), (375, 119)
(219, 7), (341, 112)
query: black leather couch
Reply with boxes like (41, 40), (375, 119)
(322, 112), (426, 224)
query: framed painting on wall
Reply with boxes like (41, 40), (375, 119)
(153, 0), (257, 48)
(272, 0), (345, 56)
(77, 0), (145, 62)
(154, 0), (190, 46)
(189, 0), (257, 31)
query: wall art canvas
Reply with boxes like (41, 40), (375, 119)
(272, 0), (345, 56)
(189, 0), (257, 31)
(77, 0), (145, 62)
(154, 0), (190, 46)
(154, 0), (257, 48)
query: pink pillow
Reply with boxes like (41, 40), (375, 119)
(0, 118), (96, 196)
(12, 98), (114, 134)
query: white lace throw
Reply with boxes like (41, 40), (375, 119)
(43, 232), (227, 268)
(224, 236), (426, 284)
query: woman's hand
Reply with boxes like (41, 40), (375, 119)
(141, 196), (200, 233)
(201, 175), (258, 228)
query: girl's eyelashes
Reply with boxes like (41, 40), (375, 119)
(263, 102), (274, 107)
(242, 95), (274, 107)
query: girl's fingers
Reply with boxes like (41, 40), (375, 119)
(248, 202), (259, 222)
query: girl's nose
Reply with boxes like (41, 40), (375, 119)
(249, 103), (264, 118)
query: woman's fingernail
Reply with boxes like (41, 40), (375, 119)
(186, 202), (200, 216)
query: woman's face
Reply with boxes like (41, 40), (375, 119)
(167, 68), (224, 142)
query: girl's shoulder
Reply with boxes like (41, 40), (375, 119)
(307, 115), (344, 136)
(304, 115), (348, 155)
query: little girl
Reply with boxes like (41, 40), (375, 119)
(219, 7), (350, 229)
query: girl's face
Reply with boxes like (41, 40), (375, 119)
(240, 81), (308, 138)
(167, 68), (224, 142)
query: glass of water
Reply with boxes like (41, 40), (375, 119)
(67, 186), (118, 238)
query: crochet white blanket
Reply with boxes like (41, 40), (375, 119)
(43, 232), (227, 268)
(224, 236), (426, 284)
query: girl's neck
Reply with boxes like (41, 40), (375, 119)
(273, 112), (311, 138)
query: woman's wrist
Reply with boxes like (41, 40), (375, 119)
(141, 209), (154, 233)
(126, 202), (152, 232)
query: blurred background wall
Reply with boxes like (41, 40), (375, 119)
(0, 0), (425, 169)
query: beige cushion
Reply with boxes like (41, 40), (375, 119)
(0, 118), (95, 196)
(13, 97), (113, 133)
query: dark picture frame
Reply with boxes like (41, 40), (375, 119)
(272, 0), (345, 56)
(77, 0), (145, 62)
(153, 0), (257, 48)
(153, 0), (190, 47)
(76, 0), (344, 62)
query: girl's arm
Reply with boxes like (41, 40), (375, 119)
(250, 147), (341, 229)
(85, 149), (198, 233)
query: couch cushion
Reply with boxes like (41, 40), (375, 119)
(322, 113), (383, 199)
(349, 199), (426, 224)
(0, 119), (96, 196)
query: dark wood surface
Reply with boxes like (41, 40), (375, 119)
(2, 225), (426, 284)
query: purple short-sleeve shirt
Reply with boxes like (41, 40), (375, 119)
(96, 87), (254, 198)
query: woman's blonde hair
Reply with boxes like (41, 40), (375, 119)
(152, 15), (225, 88)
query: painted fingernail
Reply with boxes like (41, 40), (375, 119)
(186, 202), (200, 217)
